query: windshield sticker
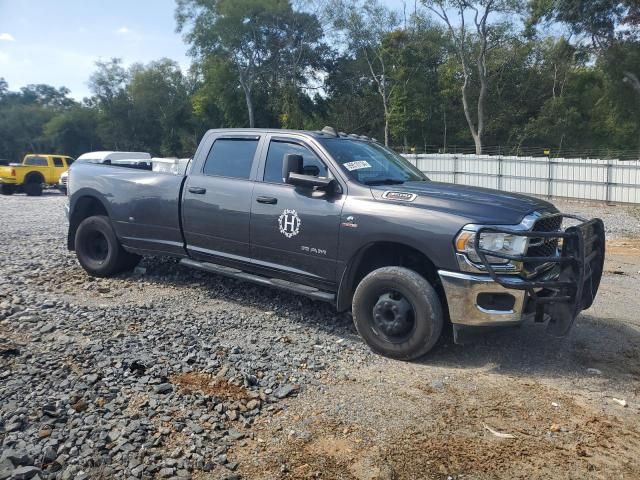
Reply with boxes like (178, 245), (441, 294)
(343, 160), (372, 171)
(381, 191), (417, 202)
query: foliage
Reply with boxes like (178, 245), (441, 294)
(176, 0), (328, 127)
(0, 0), (639, 161)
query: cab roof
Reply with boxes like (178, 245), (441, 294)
(205, 126), (379, 143)
(76, 151), (151, 161)
(25, 153), (73, 158)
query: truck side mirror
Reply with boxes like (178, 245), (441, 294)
(302, 165), (320, 177)
(282, 154), (303, 182)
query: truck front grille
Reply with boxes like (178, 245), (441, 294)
(525, 214), (563, 270)
(532, 215), (563, 233)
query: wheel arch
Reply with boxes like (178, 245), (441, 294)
(336, 241), (445, 313)
(67, 193), (111, 250)
(24, 171), (44, 184)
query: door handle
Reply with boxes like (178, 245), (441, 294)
(256, 196), (277, 204)
(188, 186), (206, 194)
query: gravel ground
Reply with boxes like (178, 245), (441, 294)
(549, 198), (640, 238)
(0, 193), (373, 480)
(2, 192), (640, 480)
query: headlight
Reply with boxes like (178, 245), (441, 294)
(455, 229), (528, 265)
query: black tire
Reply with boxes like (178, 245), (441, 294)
(24, 181), (43, 196)
(75, 215), (141, 277)
(1, 184), (15, 195)
(352, 266), (443, 360)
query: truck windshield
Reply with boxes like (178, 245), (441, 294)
(320, 139), (427, 185)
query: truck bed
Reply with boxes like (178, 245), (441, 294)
(70, 163), (188, 257)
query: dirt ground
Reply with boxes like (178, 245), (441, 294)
(3, 194), (639, 479)
(226, 238), (640, 480)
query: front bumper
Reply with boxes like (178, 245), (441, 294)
(0, 177), (17, 184)
(440, 215), (605, 336)
(439, 270), (530, 327)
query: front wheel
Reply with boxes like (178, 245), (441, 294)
(75, 215), (141, 277)
(352, 266), (443, 360)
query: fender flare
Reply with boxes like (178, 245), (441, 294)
(67, 189), (114, 250)
(24, 171), (45, 184)
(336, 237), (441, 312)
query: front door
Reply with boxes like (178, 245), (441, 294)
(250, 137), (345, 288)
(182, 135), (261, 264)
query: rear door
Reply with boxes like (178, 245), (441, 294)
(250, 135), (346, 288)
(51, 156), (66, 182)
(182, 134), (263, 265)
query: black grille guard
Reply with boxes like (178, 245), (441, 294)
(474, 214), (606, 336)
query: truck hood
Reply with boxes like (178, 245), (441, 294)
(370, 181), (557, 225)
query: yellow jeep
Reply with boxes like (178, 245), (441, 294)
(0, 154), (74, 196)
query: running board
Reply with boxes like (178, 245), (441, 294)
(179, 258), (335, 303)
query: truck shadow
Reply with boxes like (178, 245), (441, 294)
(128, 257), (640, 385)
(423, 314), (640, 385)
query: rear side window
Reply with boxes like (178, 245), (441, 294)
(53, 157), (64, 167)
(264, 141), (327, 183)
(203, 138), (259, 179)
(24, 156), (48, 166)
(66, 159), (74, 166)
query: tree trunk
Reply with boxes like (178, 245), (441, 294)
(623, 71), (640, 95)
(383, 105), (390, 147)
(460, 77), (481, 155)
(239, 72), (255, 128)
(242, 85), (255, 128)
(476, 69), (487, 155)
(623, 72), (640, 154)
(472, 130), (482, 155)
(443, 108), (447, 152)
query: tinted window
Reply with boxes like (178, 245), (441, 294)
(67, 159), (74, 166)
(24, 156), (48, 166)
(264, 141), (327, 183)
(53, 157), (64, 167)
(203, 138), (258, 179)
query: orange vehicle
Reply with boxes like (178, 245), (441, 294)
(0, 154), (74, 196)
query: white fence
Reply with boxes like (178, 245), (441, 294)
(402, 153), (640, 204)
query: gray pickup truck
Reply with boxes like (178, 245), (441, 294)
(66, 127), (605, 359)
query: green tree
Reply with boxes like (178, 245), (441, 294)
(43, 106), (101, 157)
(128, 59), (195, 156)
(0, 80), (77, 159)
(386, 21), (448, 151)
(88, 58), (134, 150)
(321, 53), (386, 138)
(423, 0), (525, 154)
(176, 0), (326, 128)
(527, 0), (636, 47)
(327, 0), (403, 145)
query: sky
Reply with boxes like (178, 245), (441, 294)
(0, 0), (409, 100)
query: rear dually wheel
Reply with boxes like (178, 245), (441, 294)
(75, 215), (141, 277)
